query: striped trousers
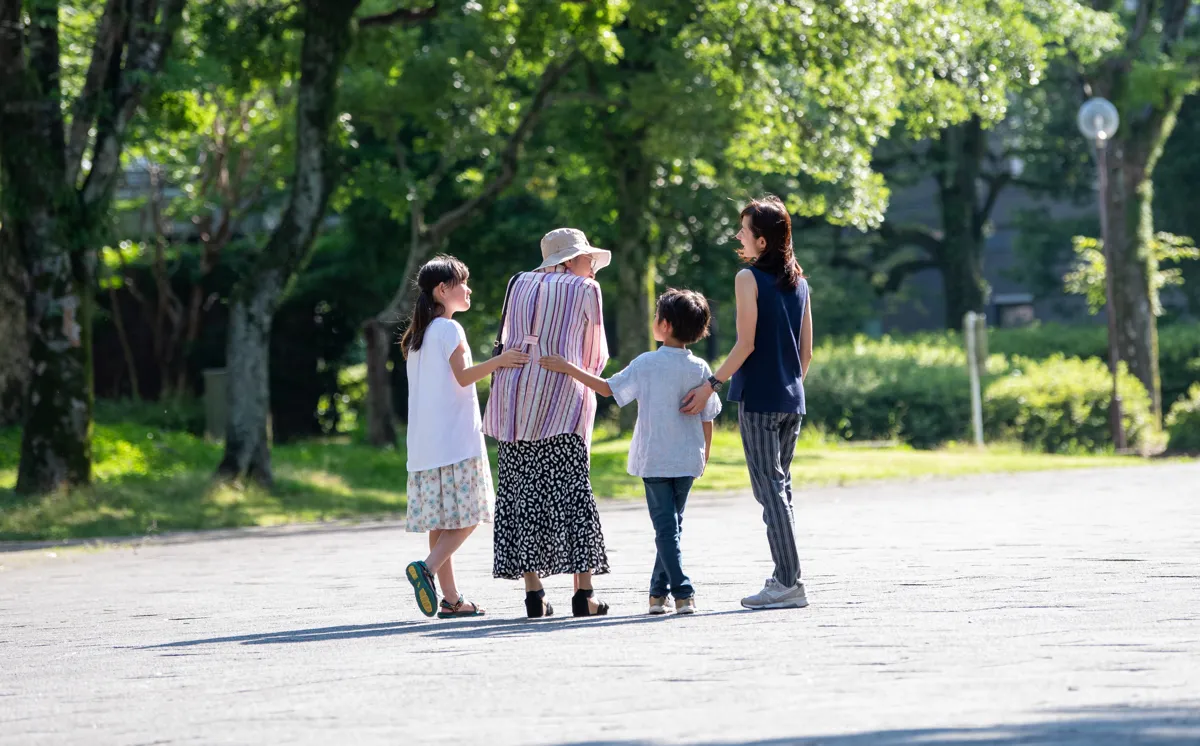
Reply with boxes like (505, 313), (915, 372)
(738, 406), (803, 587)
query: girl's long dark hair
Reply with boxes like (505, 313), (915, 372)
(399, 255), (469, 358)
(741, 195), (804, 290)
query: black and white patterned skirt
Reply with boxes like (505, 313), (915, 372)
(492, 433), (610, 580)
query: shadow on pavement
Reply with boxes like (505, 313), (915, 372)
(546, 703), (1200, 745)
(137, 609), (752, 649)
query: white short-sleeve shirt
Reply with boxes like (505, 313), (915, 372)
(607, 346), (722, 478)
(406, 318), (487, 472)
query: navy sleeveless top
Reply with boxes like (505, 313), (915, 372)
(727, 267), (808, 414)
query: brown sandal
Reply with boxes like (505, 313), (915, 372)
(437, 596), (485, 619)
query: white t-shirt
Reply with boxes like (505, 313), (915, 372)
(406, 318), (487, 473)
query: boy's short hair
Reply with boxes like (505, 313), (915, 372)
(656, 289), (711, 345)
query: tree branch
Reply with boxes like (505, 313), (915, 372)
(0, 1), (22, 75)
(65, 0), (125, 187)
(376, 53), (578, 325)
(543, 91), (612, 110)
(1160, 0), (1191, 55)
(358, 2), (438, 28)
(881, 259), (938, 293)
(976, 171), (1012, 232)
(878, 223), (944, 258)
(81, 0), (186, 209)
(1128, 0), (1158, 52)
(425, 53), (577, 246)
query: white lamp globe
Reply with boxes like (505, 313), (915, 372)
(1078, 97), (1120, 141)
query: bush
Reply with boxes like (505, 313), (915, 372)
(1165, 384), (1200, 453)
(317, 364), (368, 434)
(987, 323), (1200, 410)
(93, 397), (206, 434)
(983, 355), (1154, 453)
(800, 336), (1007, 449)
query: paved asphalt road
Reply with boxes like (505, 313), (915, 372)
(2, 463), (1199, 745)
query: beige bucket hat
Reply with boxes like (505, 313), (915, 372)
(535, 228), (612, 272)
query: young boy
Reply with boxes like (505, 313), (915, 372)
(541, 289), (722, 615)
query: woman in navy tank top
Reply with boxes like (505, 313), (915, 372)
(681, 196), (813, 610)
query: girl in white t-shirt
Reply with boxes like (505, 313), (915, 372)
(399, 255), (528, 619)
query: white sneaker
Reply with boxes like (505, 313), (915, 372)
(648, 595), (669, 615)
(674, 597), (697, 615)
(740, 578), (808, 610)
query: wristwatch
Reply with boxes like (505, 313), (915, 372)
(707, 375), (724, 393)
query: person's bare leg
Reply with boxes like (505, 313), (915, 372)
(523, 572), (543, 592)
(435, 556), (459, 603)
(426, 526), (475, 571)
(423, 526), (475, 607)
(423, 530), (442, 594)
(574, 571), (602, 612)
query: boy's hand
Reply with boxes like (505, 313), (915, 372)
(496, 349), (530, 368)
(540, 355), (572, 373)
(702, 447), (711, 476)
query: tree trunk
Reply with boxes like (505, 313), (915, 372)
(16, 218), (93, 494)
(215, 0), (361, 481)
(1088, 60), (1185, 421)
(1, 0), (185, 494)
(0, 4), (93, 493)
(1105, 143), (1163, 419)
(363, 317), (396, 447)
(360, 56), (574, 448)
(934, 116), (988, 328)
(614, 220), (653, 432)
(365, 234), (426, 448)
(609, 148), (655, 430)
(215, 276), (278, 484)
(0, 231), (28, 427)
(108, 284), (141, 400)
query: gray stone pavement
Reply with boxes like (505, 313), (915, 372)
(2, 463), (1199, 745)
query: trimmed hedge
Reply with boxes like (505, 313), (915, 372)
(800, 337), (1006, 448)
(983, 356), (1154, 453)
(801, 338), (1161, 453)
(1166, 384), (1200, 453)
(986, 323), (1200, 411)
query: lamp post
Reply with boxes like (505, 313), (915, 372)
(1077, 97), (1126, 450)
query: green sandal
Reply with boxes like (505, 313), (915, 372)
(437, 596), (485, 619)
(405, 561), (437, 617)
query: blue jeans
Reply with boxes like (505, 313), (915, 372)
(643, 477), (695, 599)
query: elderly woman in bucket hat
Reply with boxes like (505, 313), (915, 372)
(482, 228), (613, 618)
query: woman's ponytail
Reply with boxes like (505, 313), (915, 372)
(399, 255), (470, 358)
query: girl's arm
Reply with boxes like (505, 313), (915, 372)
(800, 294), (813, 380)
(449, 344), (529, 388)
(681, 269), (757, 415)
(539, 355), (613, 397)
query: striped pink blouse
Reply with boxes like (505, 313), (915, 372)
(482, 270), (609, 444)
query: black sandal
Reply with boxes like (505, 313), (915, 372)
(572, 589), (609, 617)
(525, 589), (554, 619)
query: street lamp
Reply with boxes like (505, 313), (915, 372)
(1077, 97), (1126, 450)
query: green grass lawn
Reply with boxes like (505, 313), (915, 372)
(0, 423), (1141, 542)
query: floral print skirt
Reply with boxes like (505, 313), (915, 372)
(405, 454), (495, 533)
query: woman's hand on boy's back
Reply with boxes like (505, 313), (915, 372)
(496, 348), (531, 368)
